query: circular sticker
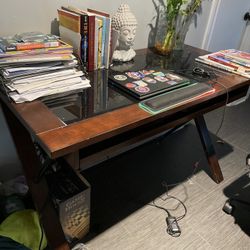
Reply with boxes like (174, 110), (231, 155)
(126, 71), (142, 80)
(125, 83), (136, 88)
(135, 86), (150, 93)
(114, 74), (127, 81)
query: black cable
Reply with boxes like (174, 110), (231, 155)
(206, 69), (230, 140)
(174, 66), (229, 141)
(148, 160), (201, 237)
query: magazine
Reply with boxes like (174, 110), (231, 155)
(195, 49), (250, 79)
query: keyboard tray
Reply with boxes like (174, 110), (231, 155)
(139, 82), (215, 114)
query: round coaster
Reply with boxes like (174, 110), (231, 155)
(114, 74), (127, 81)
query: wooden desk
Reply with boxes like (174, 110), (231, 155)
(1, 46), (249, 249)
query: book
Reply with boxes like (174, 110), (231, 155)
(87, 9), (111, 69)
(109, 68), (193, 100)
(195, 55), (250, 79)
(96, 18), (103, 69)
(222, 49), (250, 67)
(0, 53), (76, 65)
(61, 6), (97, 72)
(87, 15), (96, 71)
(0, 40), (73, 58)
(58, 8), (82, 58)
(57, 9), (81, 33)
(207, 53), (250, 73)
(0, 32), (60, 52)
(61, 6), (89, 70)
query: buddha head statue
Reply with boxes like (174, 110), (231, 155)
(111, 4), (137, 61)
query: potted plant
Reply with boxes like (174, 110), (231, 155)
(153, 0), (203, 55)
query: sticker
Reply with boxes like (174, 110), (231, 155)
(114, 74), (127, 81)
(135, 86), (150, 93)
(125, 83), (136, 88)
(126, 71), (143, 79)
(153, 71), (165, 77)
(167, 80), (178, 85)
(139, 69), (155, 75)
(165, 73), (182, 81)
(154, 76), (169, 82)
(133, 80), (148, 87)
(142, 77), (157, 84)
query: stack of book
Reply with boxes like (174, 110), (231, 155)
(57, 5), (111, 72)
(0, 32), (91, 103)
(195, 49), (250, 79)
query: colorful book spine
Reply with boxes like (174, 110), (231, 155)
(195, 56), (250, 79)
(87, 8), (110, 69)
(94, 17), (99, 70)
(103, 17), (111, 69)
(208, 54), (240, 70)
(81, 14), (88, 70)
(97, 18), (103, 69)
(221, 49), (250, 67)
(87, 15), (96, 71)
(100, 16), (106, 68)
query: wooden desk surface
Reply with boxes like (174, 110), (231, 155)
(1, 46), (249, 159)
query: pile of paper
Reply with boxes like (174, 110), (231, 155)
(0, 32), (91, 103)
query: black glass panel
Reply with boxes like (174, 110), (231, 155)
(41, 47), (212, 125)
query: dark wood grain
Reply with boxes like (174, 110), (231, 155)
(37, 80), (249, 159)
(1, 101), (70, 250)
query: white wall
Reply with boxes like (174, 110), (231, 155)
(0, 0), (212, 50)
(202, 0), (250, 52)
(0, 0), (212, 180)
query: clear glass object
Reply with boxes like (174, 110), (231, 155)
(153, 0), (202, 55)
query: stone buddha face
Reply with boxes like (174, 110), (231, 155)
(111, 4), (137, 62)
(112, 4), (137, 50)
(118, 25), (137, 49)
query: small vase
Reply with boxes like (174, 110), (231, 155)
(154, 8), (175, 55)
(153, 4), (194, 55)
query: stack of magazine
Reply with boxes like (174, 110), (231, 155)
(195, 49), (250, 79)
(0, 31), (91, 103)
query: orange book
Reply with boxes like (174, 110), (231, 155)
(16, 41), (60, 51)
(57, 9), (81, 33)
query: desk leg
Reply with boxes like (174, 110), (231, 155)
(194, 115), (224, 184)
(1, 103), (70, 250)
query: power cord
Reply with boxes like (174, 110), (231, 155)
(203, 68), (230, 140)
(149, 161), (200, 237)
(175, 66), (229, 142)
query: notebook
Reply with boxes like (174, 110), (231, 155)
(108, 68), (193, 100)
